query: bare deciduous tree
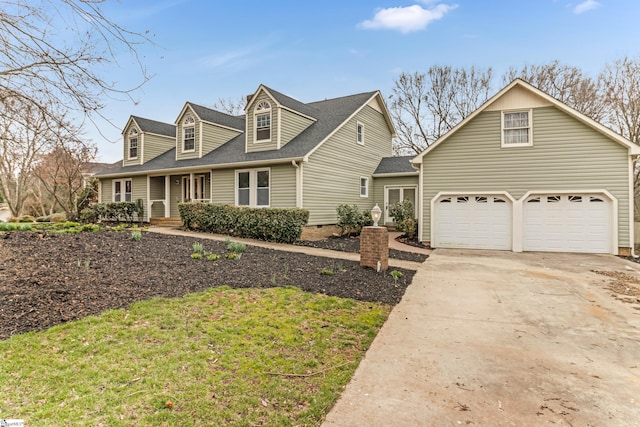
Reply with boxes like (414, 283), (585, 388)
(212, 97), (246, 116)
(502, 60), (605, 121)
(389, 65), (493, 154)
(0, 0), (152, 133)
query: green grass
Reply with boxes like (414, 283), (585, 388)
(0, 287), (389, 426)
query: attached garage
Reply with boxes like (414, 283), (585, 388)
(523, 193), (613, 254)
(433, 194), (512, 250)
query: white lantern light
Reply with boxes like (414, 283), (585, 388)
(371, 204), (382, 227)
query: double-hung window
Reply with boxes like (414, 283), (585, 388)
(236, 169), (270, 207)
(183, 116), (195, 152)
(128, 128), (138, 159)
(255, 101), (271, 142)
(360, 177), (369, 197)
(113, 179), (132, 202)
(356, 122), (364, 145)
(502, 110), (532, 147)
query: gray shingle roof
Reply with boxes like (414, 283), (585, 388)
(131, 116), (175, 137)
(97, 90), (378, 177)
(374, 156), (418, 175)
(188, 103), (245, 130)
(262, 85), (318, 118)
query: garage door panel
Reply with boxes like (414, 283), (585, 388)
(434, 195), (512, 250)
(523, 194), (611, 254)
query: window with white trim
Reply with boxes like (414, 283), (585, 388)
(255, 101), (271, 142)
(183, 116), (195, 152)
(113, 179), (132, 202)
(236, 169), (270, 207)
(502, 110), (532, 147)
(356, 122), (364, 145)
(360, 177), (368, 197)
(128, 128), (138, 159)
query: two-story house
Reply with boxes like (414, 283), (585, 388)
(95, 85), (414, 236)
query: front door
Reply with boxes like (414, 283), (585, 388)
(182, 175), (206, 201)
(385, 187), (417, 224)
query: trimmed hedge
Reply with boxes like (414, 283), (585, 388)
(178, 202), (309, 243)
(81, 202), (143, 224)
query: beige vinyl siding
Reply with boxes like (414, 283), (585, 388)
(131, 176), (147, 220)
(280, 109), (313, 147)
(247, 92), (279, 153)
(100, 178), (112, 203)
(421, 106), (630, 245)
(304, 105), (393, 225)
(269, 164), (296, 207)
(211, 169), (235, 204)
(372, 175), (419, 206)
(176, 111), (200, 161)
(143, 134), (174, 163)
(201, 123), (241, 156)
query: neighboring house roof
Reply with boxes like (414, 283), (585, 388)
(188, 103), (245, 131)
(373, 156), (418, 176)
(412, 78), (640, 164)
(96, 90), (383, 177)
(81, 162), (115, 175)
(130, 116), (176, 137)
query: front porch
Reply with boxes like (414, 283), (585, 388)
(148, 171), (212, 220)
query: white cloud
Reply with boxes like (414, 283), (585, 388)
(358, 3), (457, 34)
(573, 0), (601, 14)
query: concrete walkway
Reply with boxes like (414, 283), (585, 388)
(322, 249), (640, 426)
(147, 227), (424, 270)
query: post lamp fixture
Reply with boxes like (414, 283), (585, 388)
(371, 204), (382, 227)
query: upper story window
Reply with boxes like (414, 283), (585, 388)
(356, 122), (364, 145)
(128, 128), (138, 159)
(255, 101), (271, 142)
(183, 116), (195, 152)
(502, 110), (532, 147)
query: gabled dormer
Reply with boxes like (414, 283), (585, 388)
(122, 116), (175, 167)
(244, 85), (317, 153)
(175, 102), (244, 161)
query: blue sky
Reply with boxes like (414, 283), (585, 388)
(90, 0), (640, 162)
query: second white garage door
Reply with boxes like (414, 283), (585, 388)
(523, 194), (612, 253)
(434, 195), (512, 250)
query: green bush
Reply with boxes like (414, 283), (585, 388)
(35, 215), (51, 223)
(87, 202), (143, 224)
(178, 203), (309, 244)
(389, 199), (417, 239)
(18, 215), (35, 223)
(336, 204), (372, 236)
(0, 222), (18, 231)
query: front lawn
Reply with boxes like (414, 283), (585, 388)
(0, 286), (389, 426)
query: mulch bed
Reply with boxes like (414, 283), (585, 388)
(295, 235), (428, 263)
(0, 231), (416, 340)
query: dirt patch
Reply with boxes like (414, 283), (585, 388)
(295, 235), (428, 263)
(0, 231), (416, 340)
(592, 270), (640, 306)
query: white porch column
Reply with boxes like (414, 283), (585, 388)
(189, 172), (195, 201)
(146, 175), (150, 222)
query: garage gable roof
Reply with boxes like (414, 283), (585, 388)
(412, 78), (640, 164)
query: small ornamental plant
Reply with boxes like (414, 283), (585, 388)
(192, 242), (204, 253)
(191, 253), (202, 260)
(320, 269), (334, 276)
(390, 270), (403, 283)
(131, 231), (142, 241)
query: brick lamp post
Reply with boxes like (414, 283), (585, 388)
(360, 204), (389, 272)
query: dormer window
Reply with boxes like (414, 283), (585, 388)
(128, 128), (138, 159)
(183, 116), (195, 152)
(255, 101), (271, 142)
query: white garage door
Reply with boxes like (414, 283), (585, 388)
(523, 194), (612, 253)
(434, 195), (512, 250)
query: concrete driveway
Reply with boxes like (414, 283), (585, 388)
(323, 250), (640, 426)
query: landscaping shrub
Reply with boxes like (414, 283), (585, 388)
(178, 202), (309, 243)
(50, 212), (67, 223)
(35, 215), (51, 223)
(18, 215), (35, 223)
(336, 204), (372, 236)
(86, 202), (143, 224)
(389, 199), (417, 239)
